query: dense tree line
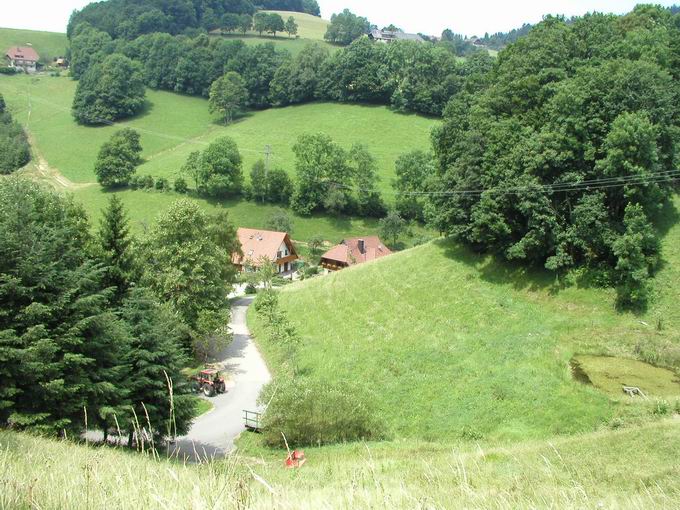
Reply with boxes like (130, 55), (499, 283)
(70, 22), (473, 117)
(291, 133), (386, 217)
(427, 7), (680, 308)
(67, 0), (257, 40)
(479, 24), (533, 50)
(0, 94), (31, 174)
(0, 177), (239, 443)
(258, 0), (320, 16)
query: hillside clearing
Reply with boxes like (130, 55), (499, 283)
(248, 196), (680, 442)
(210, 33), (336, 56)
(0, 27), (67, 62)
(262, 10), (330, 40)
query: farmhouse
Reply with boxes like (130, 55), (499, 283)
(5, 46), (40, 73)
(320, 236), (392, 271)
(233, 228), (298, 274)
(369, 29), (424, 43)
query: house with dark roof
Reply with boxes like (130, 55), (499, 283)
(369, 29), (424, 44)
(320, 237), (393, 272)
(5, 46), (40, 73)
(232, 228), (299, 275)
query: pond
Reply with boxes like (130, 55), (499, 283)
(571, 355), (680, 399)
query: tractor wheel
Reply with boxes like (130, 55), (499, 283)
(216, 381), (226, 394)
(190, 381), (200, 393)
(203, 383), (215, 397)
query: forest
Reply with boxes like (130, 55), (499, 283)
(428, 6), (680, 308)
(67, 0), (319, 40)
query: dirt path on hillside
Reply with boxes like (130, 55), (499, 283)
(19, 131), (95, 191)
(170, 296), (272, 461)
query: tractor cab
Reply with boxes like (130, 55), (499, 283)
(190, 366), (227, 397)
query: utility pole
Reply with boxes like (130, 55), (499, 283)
(263, 144), (272, 203)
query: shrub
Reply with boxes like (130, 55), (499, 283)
(652, 400), (671, 416)
(0, 67), (18, 75)
(258, 376), (384, 447)
(174, 177), (188, 194)
(140, 175), (154, 189)
(128, 175), (142, 189)
(253, 289), (278, 316)
(460, 426), (484, 441)
(155, 177), (169, 191)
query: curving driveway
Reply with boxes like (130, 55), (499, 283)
(171, 296), (271, 461)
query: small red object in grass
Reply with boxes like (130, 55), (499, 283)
(285, 450), (306, 468)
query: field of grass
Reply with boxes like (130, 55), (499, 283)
(248, 196), (680, 443)
(262, 10), (330, 41)
(211, 33), (335, 56)
(0, 27), (68, 63)
(0, 73), (436, 241)
(3, 418), (680, 508)
(209, 10), (334, 56)
(75, 186), (390, 244)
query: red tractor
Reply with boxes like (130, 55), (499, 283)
(190, 367), (226, 397)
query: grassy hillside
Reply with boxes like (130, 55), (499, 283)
(4, 420), (680, 508)
(249, 196), (680, 442)
(211, 33), (335, 56)
(210, 10), (334, 56)
(263, 10), (330, 40)
(0, 73), (436, 241)
(0, 27), (68, 63)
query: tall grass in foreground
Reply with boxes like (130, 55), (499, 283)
(2, 419), (680, 509)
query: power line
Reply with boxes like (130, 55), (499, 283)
(328, 170), (680, 197)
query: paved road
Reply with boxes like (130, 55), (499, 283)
(172, 296), (271, 461)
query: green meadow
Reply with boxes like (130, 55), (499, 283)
(4, 418), (680, 508)
(0, 27), (68, 62)
(249, 196), (680, 443)
(262, 10), (330, 40)
(0, 72), (436, 241)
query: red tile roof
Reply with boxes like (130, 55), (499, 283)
(232, 228), (297, 266)
(321, 236), (392, 267)
(6, 46), (39, 62)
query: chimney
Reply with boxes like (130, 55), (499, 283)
(358, 239), (365, 254)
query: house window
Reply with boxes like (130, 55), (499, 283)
(277, 251), (282, 259)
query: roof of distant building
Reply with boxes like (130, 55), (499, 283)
(6, 46), (39, 62)
(233, 228), (296, 266)
(321, 236), (392, 267)
(369, 29), (424, 43)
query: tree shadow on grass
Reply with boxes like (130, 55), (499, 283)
(653, 197), (680, 239)
(209, 111), (255, 128)
(433, 238), (562, 294)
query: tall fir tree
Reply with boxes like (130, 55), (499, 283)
(121, 288), (196, 444)
(99, 195), (136, 303)
(0, 177), (130, 435)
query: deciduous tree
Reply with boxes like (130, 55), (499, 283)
(94, 128), (143, 187)
(209, 71), (248, 123)
(72, 53), (146, 125)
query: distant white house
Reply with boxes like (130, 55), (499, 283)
(5, 46), (40, 73)
(368, 29), (424, 44)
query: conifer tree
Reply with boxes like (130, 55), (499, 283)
(99, 195), (136, 303)
(121, 288), (196, 443)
